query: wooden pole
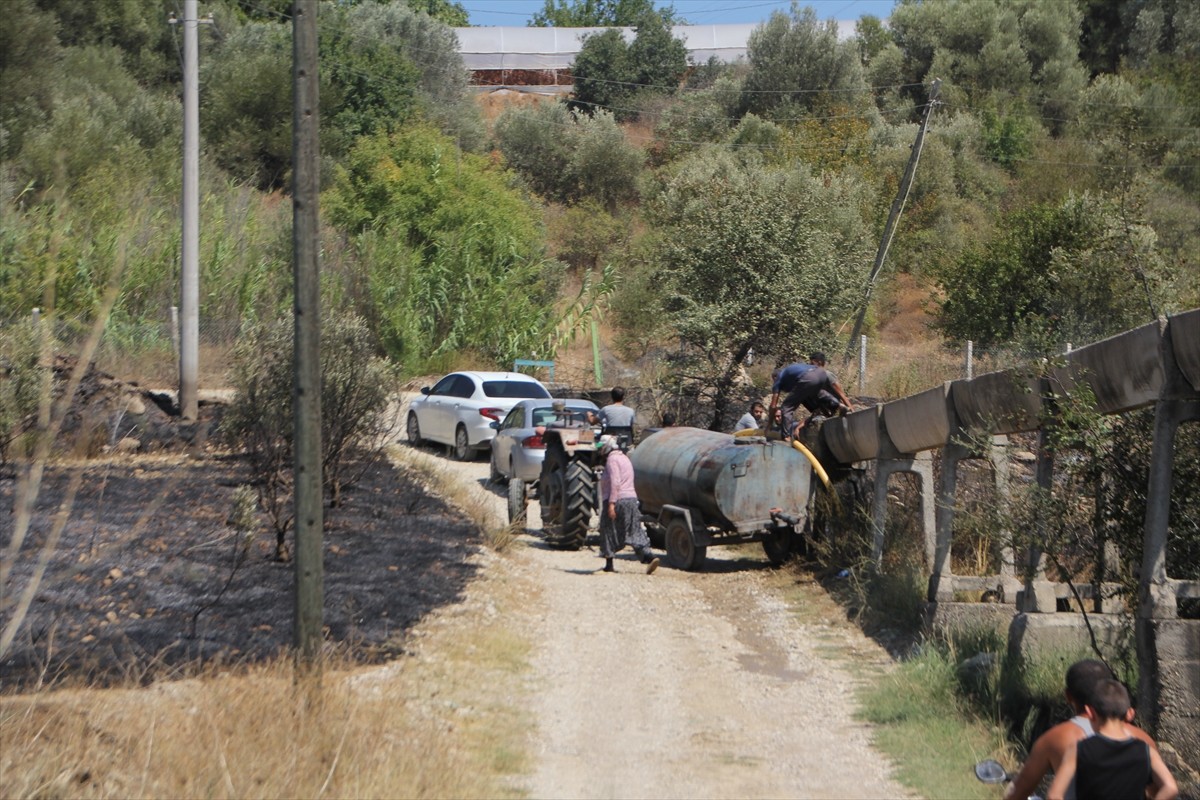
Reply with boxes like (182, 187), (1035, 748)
(292, 0), (323, 666)
(842, 78), (941, 366)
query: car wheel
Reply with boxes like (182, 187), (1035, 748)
(407, 412), (422, 446)
(453, 425), (471, 461)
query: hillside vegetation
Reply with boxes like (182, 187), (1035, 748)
(2, 0), (1197, 404)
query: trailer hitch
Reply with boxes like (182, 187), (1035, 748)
(769, 508), (800, 526)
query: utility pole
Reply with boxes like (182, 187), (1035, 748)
(842, 78), (941, 366)
(171, 1), (206, 421)
(292, 0), (324, 666)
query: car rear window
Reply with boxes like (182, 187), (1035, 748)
(532, 406), (594, 426)
(482, 380), (550, 399)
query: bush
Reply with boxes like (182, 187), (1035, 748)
(0, 320), (45, 466)
(222, 315), (398, 558)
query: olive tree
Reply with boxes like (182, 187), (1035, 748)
(645, 148), (874, 427)
(495, 104), (643, 208)
(531, 0), (669, 28)
(222, 315), (398, 559)
(935, 192), (1170, 348)
(570, 10), (687, 121)
(740, 7), (868, 118)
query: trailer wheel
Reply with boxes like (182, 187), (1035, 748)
(762, 525), (797, 566)
(665, 517), (705, 571)
(540, 445), (594, 550)
(507, 478), (527, 524)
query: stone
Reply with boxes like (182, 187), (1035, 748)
(114, 437), (141, 453)
(124, 395), (146, 415)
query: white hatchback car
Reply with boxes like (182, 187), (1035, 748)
(406, 371), (551, 460)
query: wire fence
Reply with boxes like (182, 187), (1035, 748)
(5, 304), (1085, 402)
(7, 307), (245, 390)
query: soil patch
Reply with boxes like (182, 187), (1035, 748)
(1, 453), (482, 689)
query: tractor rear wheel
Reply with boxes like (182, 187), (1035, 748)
(540, 444), (594, 550)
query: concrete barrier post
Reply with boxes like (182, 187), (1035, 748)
(1021, 410), (1056, 612)
(930, 443), (963, 602)
(871, 453), (935, 571)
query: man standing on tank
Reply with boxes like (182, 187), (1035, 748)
(597, 435), (659, 574)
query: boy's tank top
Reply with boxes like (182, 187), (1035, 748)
(1074, 735), (1150, 800)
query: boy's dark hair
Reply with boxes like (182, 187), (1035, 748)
(611, 386), (626, 402)
(809, 351), (827, 365)
(661, 411), (676, 426)
(1065, 659), (1112, 706)
(1088, 678), (1131, 722)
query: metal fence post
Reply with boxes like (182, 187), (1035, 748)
(965, 340), (974, 380)
(858, 334), (867, 393)
(170, 306), (181, 364)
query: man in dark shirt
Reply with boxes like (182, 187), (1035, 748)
(769, 352), (854, 438)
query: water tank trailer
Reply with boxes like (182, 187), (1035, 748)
(630, 427), (813, 570)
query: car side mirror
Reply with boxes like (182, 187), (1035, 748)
(489, 421), (499, 430)
(420, 386), (431, 395)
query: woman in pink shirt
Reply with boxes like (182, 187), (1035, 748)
(598, 436), (659, 574)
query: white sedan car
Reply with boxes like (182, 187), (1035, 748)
(406, 371), (550, 460)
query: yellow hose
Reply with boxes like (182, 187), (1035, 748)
(734, 427), (832, 490)
(791, 439), (832, 491)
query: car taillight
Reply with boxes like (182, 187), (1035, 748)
(521, 434), (545, 449)
(479, 408), (502, 421)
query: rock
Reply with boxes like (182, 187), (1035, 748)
(957, 651), (999, 683)
(114, 437), (141, 453)
(1012, 450), (1037, 463)
(124, 396), (147, 415)
(108, 568), (123, 580)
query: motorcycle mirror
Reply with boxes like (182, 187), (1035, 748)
(974, 759), (1010, 784)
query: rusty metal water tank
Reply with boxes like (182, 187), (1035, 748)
(631, 427), (812, 532)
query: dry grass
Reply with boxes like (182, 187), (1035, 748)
(0, 565), (536, 800)
(386, 442), (516, 550)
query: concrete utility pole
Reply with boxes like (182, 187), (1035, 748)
(176, 0), (202, 421)
(292, 0), (324, 666)
(842, 78), (941, 367)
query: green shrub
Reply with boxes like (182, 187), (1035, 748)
(0, 320), (46, 466)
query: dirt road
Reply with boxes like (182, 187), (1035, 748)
(401, 441), (909, 800)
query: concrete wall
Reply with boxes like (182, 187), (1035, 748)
(1049, 320), (1165, 414)
(1170, 309), (1200, 393)
(952, 369), (1043, 435)
(813, 309), (1200, 769)
(882, 382), (954, 455)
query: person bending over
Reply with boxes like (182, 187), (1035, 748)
(769, 352), (853, 438)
